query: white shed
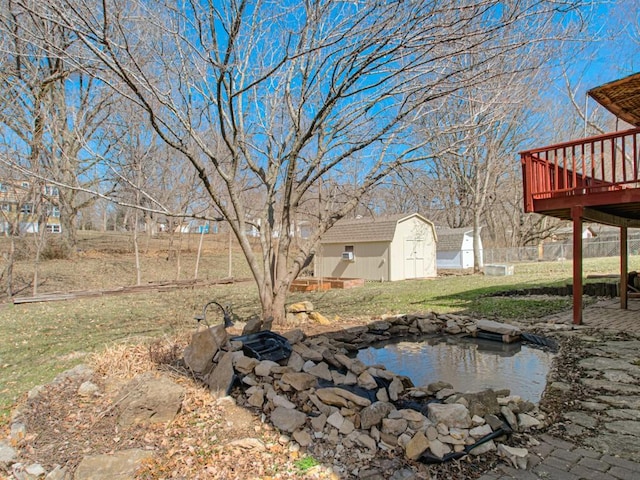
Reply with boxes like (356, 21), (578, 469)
(317, 213), (437, 281)
(436, 227), (482, 270)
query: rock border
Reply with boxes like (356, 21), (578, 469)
(205, 310), (554, 477)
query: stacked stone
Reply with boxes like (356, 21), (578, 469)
(224, 322), (548, 473)
(285, 301), (332, 326)
(184, 310), (549, 473)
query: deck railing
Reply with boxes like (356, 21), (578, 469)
(521, 127), (640, 212)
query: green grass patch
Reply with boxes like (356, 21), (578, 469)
(466, 296), (574, 320)
(294, 455), (320, 472)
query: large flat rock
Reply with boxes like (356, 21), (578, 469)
(117, 372), (185, 426)
(74, 449), (153, 480)
(475, 319), (520, 336)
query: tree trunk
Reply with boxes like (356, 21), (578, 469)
(473, 212), (483, 274)
(5, 236), (15, 298)
(102, 207), (107, 232)
(133, 210), (141, 286)
(175, 231), (183, 281)
(227, 228), (233, 278)
(260, 285), (288, 325)
(32, 220), (47, 296)
(59, 196), (78, 255)
(194, 229), (204, 280)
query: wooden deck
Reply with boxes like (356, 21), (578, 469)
(521, 127), (640, 226)
(521, 127), (640, 325)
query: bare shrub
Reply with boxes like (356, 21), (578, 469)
(148, 336), (186, 367)
(41, 239), (72, 260)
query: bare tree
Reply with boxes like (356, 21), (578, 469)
(0, 0), (114, 253)
(13, 0), (589, 321)
(416, 75), (535, 271)
(103, 103), (208, 282)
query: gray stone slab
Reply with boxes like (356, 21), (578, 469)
(543, 454), (576, 472)
(578, 400), (610, 411)
(564, 423), (586, 437)
(572, 447), (603, 459)
(563, 411), (598, 429)
(476, 319), (520, 335)
(496, 465), (539, 480)
(584, 434), (640, 462)
(569, 464), (616, 480)
(608, 466), (637, 480)
(539, 435), (576, 451)
(579, 357), (640, 375)
(582, 379), (640, 395)
(596, 341), (640, 357)
(602, 370), (636, 383)
(605, 420), (640, 436)
(532, 463), (581, 480)
(551, 448), (583, 463)
(605, 409), (640, 421)
(601, 454), (640, 472)
(578, 456), (612, 472)
(530, 441), (554, 458)
(596, 395), (640, 410)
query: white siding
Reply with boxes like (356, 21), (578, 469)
(437, 231), (482, 269)
(437, 251), (464, 269)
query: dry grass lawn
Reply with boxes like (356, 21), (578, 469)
(1, 230), (638, 424)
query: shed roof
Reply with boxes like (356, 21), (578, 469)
(434, 227), (472, 251)
(588, 72), (640, 127)
(320, 213), (429, 244)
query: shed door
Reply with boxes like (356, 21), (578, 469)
(404, 238), (425, 279)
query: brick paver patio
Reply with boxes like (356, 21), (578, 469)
(479, 298), (640, 480)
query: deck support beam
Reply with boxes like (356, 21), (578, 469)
(581, 208), (635, 228)
(572, 206), (583, 325)
(621, 226), (628, 309)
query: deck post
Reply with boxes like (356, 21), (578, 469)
(572, 207), (583, 325)
(621, 226), (628, 309)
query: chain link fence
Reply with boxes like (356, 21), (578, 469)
(484, 233), (640, 264)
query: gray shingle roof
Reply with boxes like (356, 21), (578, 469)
(320, 214), (412, 244)
(434, 227), (472, 251)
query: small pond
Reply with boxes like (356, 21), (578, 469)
(356, 335), (555, 403)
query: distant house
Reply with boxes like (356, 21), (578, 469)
(436, 227), (482, 270)
(317, 213), (437, 281)
(551, 225), (597, 241)
(244, 218), (311, 239)
(174, 220), (211, 234)
(0, 179), (61, 235)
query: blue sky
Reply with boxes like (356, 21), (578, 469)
(559, 1), (638, 99)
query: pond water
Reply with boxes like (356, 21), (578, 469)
(356, 335), (555, 403)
